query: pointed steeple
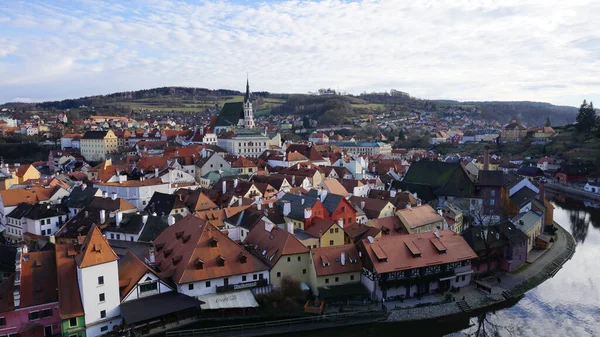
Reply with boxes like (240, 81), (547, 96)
(244, 76), (251, 103)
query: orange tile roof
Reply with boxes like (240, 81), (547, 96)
(0, 188), (52, 207)
(55, 243), (84, 319)
(305, 218), (336, 238)
(152, 214), (269, 284)
(118, 251), (165, 300)
(361, 230), (477, 274)
(15, 164), (33, 177)
(311, 244), (362, 277)
(244, 221), (309, 266)
(75, 225), (119, 268)
(396, 205), (444, 229)
(322, 179), (350, 197)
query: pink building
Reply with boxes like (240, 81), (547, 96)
(0, 248), (61, 337)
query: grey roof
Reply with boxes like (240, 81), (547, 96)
(276, 193), (320, 221)
(6, 203), (34, 219)
(214, 102), (244, 127)
(63, 185), (99, 209)
(478, 171), (504, 186)
(512, 211), (542, 234)
(0, 244), (16, 274)
(510, 187), (538, 207)
(120, 291), (203, 324)
(21, 204), (66, 220)
(82, 130), (108, 139)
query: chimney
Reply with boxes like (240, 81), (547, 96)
(320, 189), (328, 202)
(102, 190), (108, 198)
(238, 198), (243, 206)
(360, 200), (366, 209)
(222, 180), (227, 194)
(341, 252), (346, 266)
(484, 146), (490, 171)
(297, 164), (300, 169)
(539, 179), (545, 202)
(118, 175), (126, 184)
(269, 202), (273, 209)
(286, 222), (294, 234)
(301, 198), (305, 205)
(304, 207), (312, 219)
(283, 201), (292, 216)
(99, 209), (106, 224)
(168, 215), (175, 226)
(148, 246), (156, 264)
(234, 179), (238, 188)
(116, 211), (123, 227)
(155, 167), (159, 178)
(337, 218), (344, 228)
(111, 192), (117, 200)
(437, 209), (443, 217)
(390, 189), (397, 198)
(257, 202), (262, 211)
(84, 210), (89, 218)
(142, 214), (149, 225)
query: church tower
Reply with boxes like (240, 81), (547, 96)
(243, 78), (255, 129)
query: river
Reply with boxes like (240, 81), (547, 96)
(289, 193), (600, 337)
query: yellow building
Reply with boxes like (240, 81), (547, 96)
(243, 222), (310, 288)
(80, 130), (118, 162)
(305, 218), (346, 247)
(512, 210), (543, 252)
(0, 164), (41, 190)
(308, 244), (364, 298)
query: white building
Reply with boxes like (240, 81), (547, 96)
(94, 177), (171, 209)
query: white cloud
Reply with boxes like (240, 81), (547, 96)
(0, 0), (599, 105)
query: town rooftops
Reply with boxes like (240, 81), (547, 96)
(95, 178), (168, 187)
(55, 243), (84, 319)
(361, 230), (477, 274)
(311, 244), (362, 277)
(152, 214), (269, 284)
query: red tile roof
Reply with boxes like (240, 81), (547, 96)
(118, 251), (166, 300)
(244, 221), (309, 266)
(152, 214), (269, 284)
(20, 250), (59, 308)
(75, 225), (119, 268)
(361, 230), (476, 274)
(311, 244), (362, 277)
(55, 243), (84, 319)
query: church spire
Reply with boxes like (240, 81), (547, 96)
(244, 75), (251, 103)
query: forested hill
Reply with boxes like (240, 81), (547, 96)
(1, 87), (578, 126)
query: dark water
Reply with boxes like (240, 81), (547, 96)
(291, 193), (600, 337)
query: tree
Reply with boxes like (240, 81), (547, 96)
(545, 116), (552, 127)
(575, 100), (597, 133)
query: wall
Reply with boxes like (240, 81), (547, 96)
(312, 271), (361, 296)
(61, 315), (86, 337)
(270, 252), (310, 288)
(320, 224), (345, 247)
(122, 272), (172, 302)
(0, 302), (61, 337)
(77, 261), (121, 330)
(177, 271), (270, 297)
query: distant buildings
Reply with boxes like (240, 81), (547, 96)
(80, 130), (118, 162)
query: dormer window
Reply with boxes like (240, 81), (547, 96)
(175, 231), (184, 239)
(194, 258), (204, 270)
(155, 243), (165, 251)
(216, 255), (226, 267)
(209, 237), (218, 247)
(238, 253), (247, 264)
(163, 248), (173, 257)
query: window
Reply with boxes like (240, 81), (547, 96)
(116, 234), (120, 240)
(277, 272), (281, 278)
(297, 256), (301, 261)
(110, 233), (114, 239)
(455, 276), (460, 283)
(41, 219), (45, 225)
(0, 317), (6, 326)
(99, 293), (105, 302)
(462, 275), (466, 281)
(98, 276), (104, 285)
(335, 228), (339, 233)
(259, 274), (264, 280)
(490, 199), (495, 206)
(335, 277), (339, 282)
(205, 281), (211, 288)
(287, 257), (291, 262)
(325, 278), (329, 284)
(69, 317), (77, 327)
(100, 326), (108, 332)
(253, 274), (258, 280)
(29, 311), (40, 321)
(188, 284), (194, 290)
(350, 275), (355, 281)
(100, 310), (106, 319)
(303, 269), (307, 274)
(41, 309), (52, 318)
(329, 240), (334, 246)
(329, 229), (334, 234)
(140, 281), (158, 293)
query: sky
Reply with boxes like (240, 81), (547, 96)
(1, 0), (599, 106)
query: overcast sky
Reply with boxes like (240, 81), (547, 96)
(1, 0), (598, 106)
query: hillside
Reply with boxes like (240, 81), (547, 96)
(1, 87), (578, 126)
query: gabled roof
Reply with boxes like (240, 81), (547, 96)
(6, 202), (34, 219)
(276, 193), (326, 221)
(75, 225), (119, 268)
(396, 204), (443, 229)
(82, 130), (108, 139)
(312, 244), (362, 277)
(118, 251), (168, 300)
(509, 187), (538, 207)
(152, 214), (269, 284)
(0, 188), (53, 207)
(225, 208), (265, 231)
(144, 192), (186, 216)
(304, 191), (348, 216)
(322, 180), (350, 197)
(478, 170), (505, 187)
(244, 222), (309, 267)
(305, 218), (337, 238)
(349, 196), (392, 215)
(512, 210), (542, 234)
(55, 243), (84, 319)
(19, 250), (59, 308)
(63, 185), (99, 209)
(88, 196), (137, 212)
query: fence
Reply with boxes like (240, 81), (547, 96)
(165, 310), (384, 337)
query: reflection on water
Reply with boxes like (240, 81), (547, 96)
(455, 193), (600, 337)
(286, 193), (600, 337)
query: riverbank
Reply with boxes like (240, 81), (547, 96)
(386, 221), (575, 323)
(545, 182), (600, 202)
